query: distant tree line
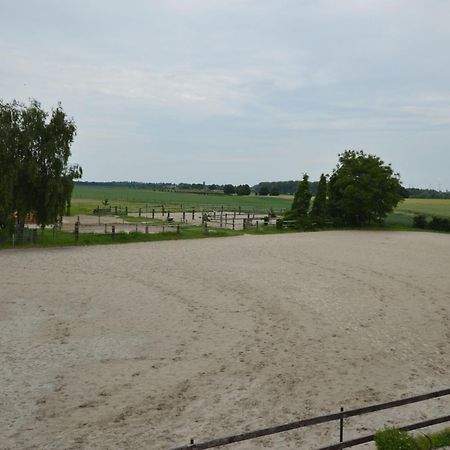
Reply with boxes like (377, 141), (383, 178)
(77, 180), (447, 199)
(76, 181), (225, 191)
(78, 181), (254, 196)
(0, 100), (81, 241)
(253, 180), (320, 196)
(253, 181), (448, 199)
(406, 188), (450, 199)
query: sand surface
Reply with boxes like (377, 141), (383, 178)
(1, 231), (449, 449)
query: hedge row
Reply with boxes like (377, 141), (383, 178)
(413, 214), (450, 232)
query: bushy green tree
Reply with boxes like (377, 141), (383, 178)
(0, 100), (81, 238)
(285, 174), (311, 228)
(0, 102), (20, 236)
(236, 184), (251, 196)
(328, 150), (402, 226)
(269, 186), (280, 196)
(259, 185), (269, 196)
(223, 184), (235, 194)
(310, 173), (328, 227)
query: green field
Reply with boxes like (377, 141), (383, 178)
(387, 198), (450, 227)
(73, 185), (450, 219)
(71, 185), (293, 215)
(396, 198), (450, 218)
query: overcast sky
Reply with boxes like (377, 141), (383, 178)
(2, 1), (450, 188)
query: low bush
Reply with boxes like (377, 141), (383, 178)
(429, 216), (450, 232)
(374, 429), (417, 450)
(413, 214), (428, 229)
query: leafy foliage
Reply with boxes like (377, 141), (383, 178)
(328, 150), (402, 226)
(0, 100), (81, 236)
(429, 216), (450, 231)
(223, 184), (236, 195)
(269, 186), (280, 196)
(284, 174), (312, 228)
(374, 429), (418, 450)
(236, 184), (251, 196)
(310, 173), (328, 227)
(254, 180), (320, 196)
(412, 214), (428, 229)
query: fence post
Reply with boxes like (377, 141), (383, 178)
(192, 208), (195, 220)
(220, 213), (223, 228)
(225, 213), (228, 226)
(152, 209), (155, 219)
(74, 222), (79, 241)
(104, 224), (107, 234)
(135, 224), (138, 233)
(139, 208), (142, 217)
(162, 205), (165, 216)
(204, 221), (208, 235)
(340, 406), (344, 444)
(183, 211), (186, 222)
(145, 225), (149, 234)
(125, 206), (128, 216)
(168, 210), (170, 219)
(232, 218), (235, 230)
(111, 225), (115, 239)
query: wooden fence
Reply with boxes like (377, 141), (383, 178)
(170, 388), (450, 450)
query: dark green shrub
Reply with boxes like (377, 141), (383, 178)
(236, 184), (251, 196)
(270, 186), (280, 196)
(223, 184), (236, 195)
(412, 214), (428, 229)
(310, 173), (328, 228)
(429, 216), (450, 231)
(374, 429), (417, 450)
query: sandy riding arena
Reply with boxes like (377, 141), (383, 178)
(1, 231), (449, 449)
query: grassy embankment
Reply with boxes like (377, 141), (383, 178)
(0, 226), (243, 249)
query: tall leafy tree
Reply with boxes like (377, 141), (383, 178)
(223, 184), (235, 195)
(285, 174), (311, 228)
(328, 150), (402, 226)
(0, 101), (20, 235)
(236, 184), (251, 196)
(0, 100), (81, 237)
(310, 173), (328, 227)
